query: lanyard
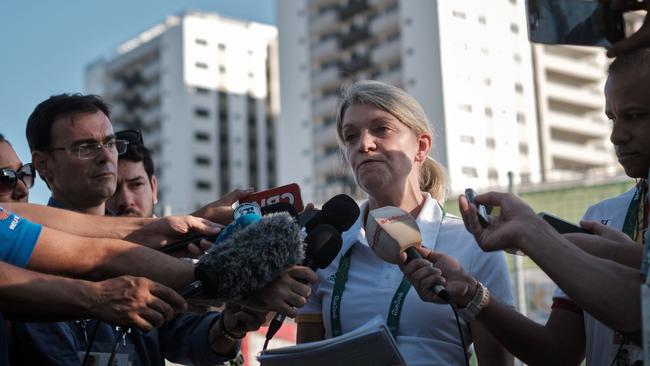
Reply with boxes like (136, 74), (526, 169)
(330, 201), (446, 338)
(330, 248), (411, 338)
(622, 184), (646, 243)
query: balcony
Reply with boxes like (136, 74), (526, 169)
(543, 52), (604, 82)
(316, 150), (345, 175)
(549, 140), (612, 169)
(546, 112), (610, 140)
(313, 122), (338, 147)
(545, 83), (603, 112)
(311, 8), (338, 35)
(311, 65), (340, 91)
(310, 38), (339, 61)
(371, 38), (400, 65)
(339, 26), (371, 49)
(339, 55), (371, 75)
(312, 94), (339, 119)
(141, 61), (160, 81)
(376, 68), (401, 86)
(338, 0), (369, 21)
(370, 8), (399, 36)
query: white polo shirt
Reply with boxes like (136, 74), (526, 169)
(554, 186), (643, 365)
(300, 194), (514, 365)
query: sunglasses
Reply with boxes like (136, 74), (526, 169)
(115, 129), (144, 147)
(0, 163), (35, 193)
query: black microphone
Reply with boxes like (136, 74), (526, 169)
(263, 224), (343, 349)
(302, 194), (360, 233)
(179, 212), (305, 300)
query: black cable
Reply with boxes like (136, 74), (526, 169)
(81, 321), (101, 366)
(609, 336), (626, 366)
(107, 328), (128, 366)
(263, 337), (271, 351)
(450, 304), (470, 366)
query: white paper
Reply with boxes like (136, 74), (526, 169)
(257, 316), (405, 366)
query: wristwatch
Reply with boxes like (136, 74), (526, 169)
(458, 281), (490, 321)
(218, 314), (245, 341)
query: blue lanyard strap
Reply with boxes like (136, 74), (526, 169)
(330, 247), (411, 338)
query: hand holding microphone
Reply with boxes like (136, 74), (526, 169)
(365, 206), (450, 302)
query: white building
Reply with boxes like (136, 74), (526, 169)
(277, 0), (543, 202)
(86, 11), (280, 213)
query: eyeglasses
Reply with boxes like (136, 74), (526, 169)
(48, 138), (129, 159)
(0, 163), (35, 193)
(115, 129), (144, 147)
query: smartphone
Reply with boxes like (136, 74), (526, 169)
(465, 188), (490, 228)
(538, 212), (590, 234)
(526, 0), (625, 47)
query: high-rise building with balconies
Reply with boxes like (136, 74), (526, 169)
(86, 11), (280, 213)
(532, 45), (617, 181)
(277, 0), (543, 202)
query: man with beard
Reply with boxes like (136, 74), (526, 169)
(12, 94), (311, 366)
(106, 130), (158, 218)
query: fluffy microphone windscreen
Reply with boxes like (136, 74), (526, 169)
(366, 206), (422, 264)
(304, 224), (342, 269)
(195, 212), (305, 300)
(305, 194), (360, 233)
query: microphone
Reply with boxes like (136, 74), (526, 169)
(263, 224), (343, 349)
(160, 203), (261, 254)
(302, 194), (360, 233)
(179, 212), (305, 300)
(366, 206), (450, 302)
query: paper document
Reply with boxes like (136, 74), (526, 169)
(258, 316), (405, 366)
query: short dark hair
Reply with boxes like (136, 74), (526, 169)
(608, 48), (650, 77)
(25, 93), (111, 152)
(119, 143), (155, 184)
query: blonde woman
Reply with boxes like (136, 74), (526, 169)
(296, 81), (514, 365)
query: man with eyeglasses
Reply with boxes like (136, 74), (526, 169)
(27, 93), (127, 216)
(13, 94), (292, 366)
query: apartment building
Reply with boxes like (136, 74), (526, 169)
(86, 11), (280, 213)
(277, 0), (542, 202)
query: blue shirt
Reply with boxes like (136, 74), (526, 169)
(10, 199), (235, 365)
(0, 207), (42, 268)
(0, 206), (43, 366)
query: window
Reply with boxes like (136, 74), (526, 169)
(462, 166), (478, 178)
(194, 132), (210, 142)
(486, 138), (496, 149)
(516, 112), (526, 124)
(484, 107), (493, 118)
(195, 156), (211, 166)
(195, 62), (208, 69)
(460, 135), (475, 144)
(478, 16), (487, 25)
(518, 143), (529, 155)
(515, 83), (524, 94)
(195, 180), (212, 190)
(195, 38), (207, 46)
(219, 65), (226, 73)
(488, 169), (498, 180)
(459, 104), (472, 112)
(484, 78), (492, 86)
(513, 54), (522, 63)
(452, 10), (466, 19)
(194, 108), (210, 117)
(510, 23), (519, 34)
(195, 87), (210, 94)
(218, 43), (226, 51)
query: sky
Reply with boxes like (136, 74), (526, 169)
(0, 0), (275, 204)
